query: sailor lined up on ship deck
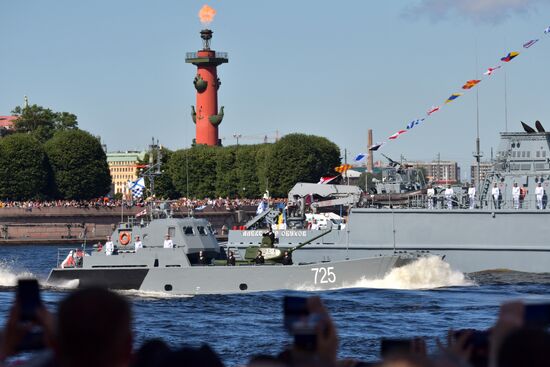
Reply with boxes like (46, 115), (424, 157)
(163, 234), (174, 248)
(444, 185), (454, 210)
(134, 236), (143, 252)
(468, 183), (476, 210)
(492, 183), (501, 209)
(105, 236), (114, 256)
(255, 250), (265, 264)
(427, 185), (435, 209)
(512, 183), (521, 209)
(535, 182), (545, 209)
(198, 250), (208, 265)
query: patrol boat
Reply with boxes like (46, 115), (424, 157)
(228, 122), (550, 274)
(46, 205), (418, 294)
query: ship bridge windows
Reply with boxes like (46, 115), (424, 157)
(183, 226), (195, 235)
(197, 226), (208, 236)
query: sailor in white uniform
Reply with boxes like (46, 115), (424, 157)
(444, 185), (454, 209)
(427, 185), (435, 209)
(105, 236), (114, 256)
(163, 234), (174, 248)
(535, 182), (545, 209)
(491, 183), (500, 209)
(134, 235), (143, 252)
(512, 183), (521, 209)
(468, 184), (476, 210)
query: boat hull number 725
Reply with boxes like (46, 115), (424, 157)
(311, 267), (336, 284)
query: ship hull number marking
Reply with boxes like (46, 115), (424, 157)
(311, 267), (336, 284)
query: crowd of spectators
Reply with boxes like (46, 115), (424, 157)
(0, 197), (288, 212)
(1, 286), (548, 367)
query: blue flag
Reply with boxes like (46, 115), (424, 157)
(354, 153), (366, 162)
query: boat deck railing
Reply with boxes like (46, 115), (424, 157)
(361, 194), (549, 210)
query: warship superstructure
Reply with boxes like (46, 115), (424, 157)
(228, 123), (550, 273)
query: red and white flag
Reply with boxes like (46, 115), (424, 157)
(483, 66), (501, 76)
(318, 176), (338, 184)
(427, 106), (440, 115)
(388, 130), (407, 140)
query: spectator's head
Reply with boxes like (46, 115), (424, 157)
(497, 328), (550, 367)
(131, 339), (171, 367)
(159, 345), (224, 367)
(56, 287), (133, 367)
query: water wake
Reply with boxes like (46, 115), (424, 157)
(351, 255), (474, 290)
(117, 289), (194, 299)
(0, 261), (36, 287)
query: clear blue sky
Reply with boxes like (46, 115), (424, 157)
(2, 1), (549, 179)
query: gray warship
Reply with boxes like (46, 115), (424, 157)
(228, 122), (550, 274)
(46, 205), (418, 294)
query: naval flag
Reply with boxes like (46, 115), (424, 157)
(128, 177), (145, 198)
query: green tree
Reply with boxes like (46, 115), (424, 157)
(44, 130), (111, 199)
(235, 145), (262, 198)
(141, 147), (180, 199)
(12, 104), (78, 142)
(266, 134), (341, 197)
(215, 146), (239, 197)
(168, 146), (218, 198)
(0, 134), (50, 200)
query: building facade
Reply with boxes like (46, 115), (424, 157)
(107, 151), (146, 197)
(470, 162), (494, 185)
(408, 160), (461, 184)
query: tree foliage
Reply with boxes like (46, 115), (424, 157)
(142, 147), (180, 199)
(44, 130), (111, 199)
(0, 134), (50, 200)
(12, 104), (78, 142)
(266, 134), (341, 197)
(165, 134), (341, 198)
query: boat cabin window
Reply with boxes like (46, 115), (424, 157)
(183, 226), (195, 235)
(197, 226), (208, 236)
(543, 151), (547, 158)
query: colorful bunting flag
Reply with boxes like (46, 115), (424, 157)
(462, 80), (481, 89)
(483, 66), (501, 76)
(445, 93), (463, 104)
(406, 118), (425, 130)
(354, 153), (366, 162)
(501, 52), (519, 62)
(388, 130), (407, 140)
(369, 142), (386, 151)
(427, 106), (440, 115)
(523, 39), (539, 48)
(544, 26), (550, 34)
(335, 164), (353, 173)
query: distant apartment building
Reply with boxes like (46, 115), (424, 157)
(107, 151), (146, 197)
(407, 160), (461, 184)
(470, 162), (494, 185)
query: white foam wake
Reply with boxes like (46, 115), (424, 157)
(116, 289), (194, 299)
(351, 255), (473, 290)
(0, 262), (36, 287)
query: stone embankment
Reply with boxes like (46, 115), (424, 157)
(0, 206), (254, 245)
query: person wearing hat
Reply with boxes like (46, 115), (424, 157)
(163, 234), (174, 248)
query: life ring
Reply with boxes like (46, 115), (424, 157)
(119, 232), (131, 246)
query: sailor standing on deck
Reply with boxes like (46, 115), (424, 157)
(134, 236), (143, 252)
(492, 183), (500, 209)
(427, 185), (435, 209)
(535, 182), (545, 209)
(105, 236), (114, 256)
(163, 234), (174, 248)
(468, 183), (476, 210)
(444, 185), (454, 209)
(512, 183), (521, 209)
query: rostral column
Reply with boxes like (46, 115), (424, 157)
(186, 26), (228, 146)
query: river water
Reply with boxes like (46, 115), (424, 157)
(1, 245), (550, 365)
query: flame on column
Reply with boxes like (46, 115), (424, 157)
(199, 5), (216, 25)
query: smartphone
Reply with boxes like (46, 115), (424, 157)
(380, 338), (413, 358)
(524, 303), (550, 328)
(283, 296), (318, 351)
(17, 279), (41, 322)
(453, 329), (489, 367)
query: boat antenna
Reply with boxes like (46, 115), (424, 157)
(473, 37), (483, 207)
